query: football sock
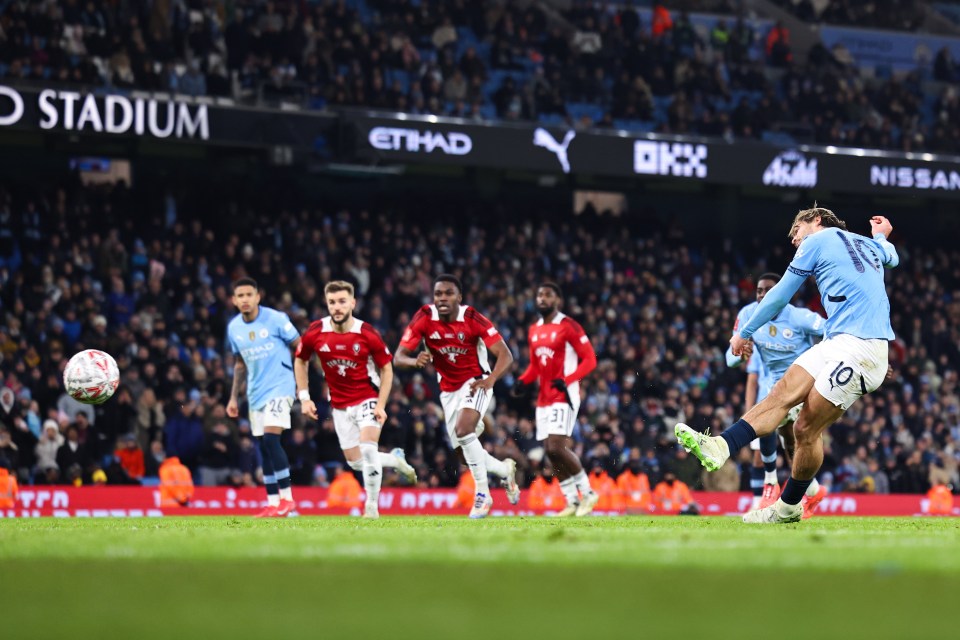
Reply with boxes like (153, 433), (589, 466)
(360, 442), (382, 506)
(559, 477), (579, 506)
(378, 452), (399, 468)
(806, 478), (821, 496)
(276, 468), (293, 501)
(264, 433), (293, 500)
(750, 466), (764, 497)
(458, 434), (489, 494)
(347, 458), (364, 472)
(764, 470), (779, 485)
(484, 452), (508, 478)
(760, 433), (778, 475)
(259, 437), (280, 507)
(781, 477), (813, 505)
(720, 419), (757, 454)
(572, 470), (594, 496)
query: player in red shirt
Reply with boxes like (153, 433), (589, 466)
(394, 274), (519, 518)
(513, 283), (599, 516)
(294, 281), (417, 519)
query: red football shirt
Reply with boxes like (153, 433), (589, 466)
(399, 304), (503, 393)
(295, 317), (392, 409)
(518, 312), (597, 406)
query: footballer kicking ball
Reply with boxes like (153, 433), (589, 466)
(63, 349), (120, 405)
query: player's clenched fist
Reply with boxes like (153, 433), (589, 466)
(414, 351), (433, 368)
(870, 216), (893, 238)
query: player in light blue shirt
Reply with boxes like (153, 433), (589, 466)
(226, 277), (301, 517)
(726, 272), (825, 511)
(678, 208), (898, 523)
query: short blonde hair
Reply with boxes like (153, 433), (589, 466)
(788, 204), (847, 238)
(324, 280), (355, 297)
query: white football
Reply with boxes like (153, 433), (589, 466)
(63, 349), (120, 405)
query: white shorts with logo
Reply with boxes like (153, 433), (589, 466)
(794, 334), (888, 411)
(440, 379), (490, 448)
(250, 396), (293, 437)
(332, 399), (380, 450)
(535, 401), (580, 441)
(749, 404), (802, 450)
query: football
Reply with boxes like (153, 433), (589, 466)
(63, 349), (120, 405)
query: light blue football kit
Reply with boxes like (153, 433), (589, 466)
(728, 301), (825, 401)
(227, 306), (299, 410)
(739, 228), (899, 409)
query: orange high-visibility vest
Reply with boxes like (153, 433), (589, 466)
(0, 468), (18, 508)
(455, 471), (476, 509)
(928, 484), (954, 515)
(528, 476), (564, 510)
(159, 457), (194, 507)
(328, 472), (363, 509)
(653, 480), (693, 514)
(617, 471), (652, 512)
(590, 470), (623, 511)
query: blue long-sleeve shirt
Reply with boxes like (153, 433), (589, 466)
(739, 230), (899, 341)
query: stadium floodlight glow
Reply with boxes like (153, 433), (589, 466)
(826, 146), (838, 154)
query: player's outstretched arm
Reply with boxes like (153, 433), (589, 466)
(869, 216), (899, 268)
(738, 270), (805, 341)
(226, 355), (246, 418)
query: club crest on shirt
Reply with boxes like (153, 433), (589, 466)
(259, 329), (269, 338)
(782, 328), (794, 339)
(769, 325), (777, 337)
(457, 331), (465, 342)
(353, 343), (361, 354)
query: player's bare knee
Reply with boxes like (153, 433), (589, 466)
(792, 419), (819, 446)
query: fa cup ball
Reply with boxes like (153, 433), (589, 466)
(63, 349), (120, 405)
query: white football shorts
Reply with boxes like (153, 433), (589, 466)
(535, 401), (580, 441)
(250, 396), (293, 437)
(440, 379), (490, 448)
(332, 399), (380, 450)
(794, 334), (888, 411)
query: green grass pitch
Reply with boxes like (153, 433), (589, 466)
(2, 516), (958, 639)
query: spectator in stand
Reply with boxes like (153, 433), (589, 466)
(197, 421), (236, 486)
(115, 434), (145, 482)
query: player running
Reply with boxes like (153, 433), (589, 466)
(227, 277), (301, 518)
(727, 273), (826, 515)
(394, 274), (519, 519)
(677, 209), (898, 523)
(512, 283), (598, 517)
(294, 281), (417, 519)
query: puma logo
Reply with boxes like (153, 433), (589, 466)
(534, 128), (576, 173)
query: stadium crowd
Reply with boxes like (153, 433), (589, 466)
(1, 177), (958, 500)
(2, 1), (960, 152)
